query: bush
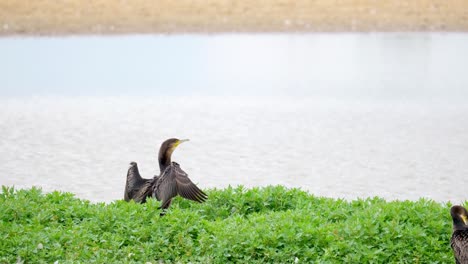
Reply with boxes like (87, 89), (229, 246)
(0, 185), (461, 263)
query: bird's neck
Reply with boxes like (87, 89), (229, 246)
(158, 148), (173, 173)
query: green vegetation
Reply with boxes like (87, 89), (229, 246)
(0, 185), (461, 263)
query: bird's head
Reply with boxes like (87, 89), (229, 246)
(451, 205), (468, 230)
(160, 138), (189, 157)
(158, 138), (189, 171)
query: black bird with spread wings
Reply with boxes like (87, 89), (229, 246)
(152, 138), (207, 215)
(124, 138), (207, 215)
(450, 205), (468, 264)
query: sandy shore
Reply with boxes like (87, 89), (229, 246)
(1, 0), (468, 35)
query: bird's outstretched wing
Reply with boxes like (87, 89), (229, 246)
(173, 163), (207, 203)
(125, 162), (153, 203)
(125, 162), (142, 201)
(131, 180), (153, 203)
(155, 162), (207, 208)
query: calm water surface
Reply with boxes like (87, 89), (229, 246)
(0, 34), (467, 203)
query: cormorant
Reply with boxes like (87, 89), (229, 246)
(152, 138), (207, 215)
(124, 138), (207, 216)
(450, 205), (468, 264)
(124, 161), (154, 203)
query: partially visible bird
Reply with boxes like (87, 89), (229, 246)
(152, 138), (207, 216)
(450, 205), (468, 264)
(124, 161), (154, 203)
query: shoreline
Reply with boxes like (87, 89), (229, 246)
(1, 0), (468, 35)
(2, 184), (464, 204)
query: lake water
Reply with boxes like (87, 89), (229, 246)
(1, 33), (467, 203)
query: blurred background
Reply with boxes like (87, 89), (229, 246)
(0, 1), (467, 203)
